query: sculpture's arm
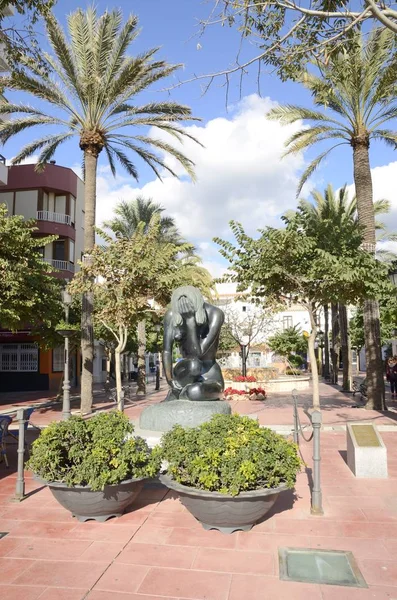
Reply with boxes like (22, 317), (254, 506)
(163, 310), (178, 388)
(200, 305), (224, 355)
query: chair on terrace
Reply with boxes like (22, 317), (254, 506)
(0, 415), (12, 468)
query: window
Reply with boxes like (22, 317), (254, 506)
(55, 194), (66, 214)
(69, 239), (75, 263)
(282, 316), (293, 330)
(70, 195), (76, 224)
(0, 343), (38, 372)
(52, 346), (64, 372)
(53, 240), (65, 261)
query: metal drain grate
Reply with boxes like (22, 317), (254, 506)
(279, 547), (367, 588)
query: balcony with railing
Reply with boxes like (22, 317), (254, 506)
(44, 259), (75, 273)
(37, 211), (72, 226)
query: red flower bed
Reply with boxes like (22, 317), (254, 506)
(249, 387), (267, 398)
(233, 375), (257, 382)
(224, 387), (249, 397)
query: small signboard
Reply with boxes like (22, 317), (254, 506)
(347, 423), (387, 478)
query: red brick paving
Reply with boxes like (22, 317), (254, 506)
(1, 385), (397, 598)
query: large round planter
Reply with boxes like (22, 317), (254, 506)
(46, 477), (145, 522)
(159, 473), (288, 534)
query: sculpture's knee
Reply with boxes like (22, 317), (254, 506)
(180, 381), (223, 402)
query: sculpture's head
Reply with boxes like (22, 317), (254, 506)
(171, 286), (207, 327)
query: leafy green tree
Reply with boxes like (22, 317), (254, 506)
(0, 7), (199, 414)
(267, 326), (308, 365)
(267, 29), (397, 409)
(286, 184), (395, 391)
(215, 220), (392, 409)
(0, 203), (62, 332)
(0, 0), (56, 73)
(70, 217), (196, 410)
(199, 1), (397, 83)
(103, 196), (213, 395)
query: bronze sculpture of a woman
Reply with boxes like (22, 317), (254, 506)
(163, 286), (224, 402)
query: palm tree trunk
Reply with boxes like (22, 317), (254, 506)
(353, 140), (385, 410)
(323, 304), (330, 380)
(339, 303), (352, 392)
(80, 150), (97, 415)
(137, 319), (146, 395)
(331, 303), (340, 385)
(308, 305), (320, 409)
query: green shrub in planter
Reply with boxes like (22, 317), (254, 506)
(27, 411), (160, 491)
(160, 414), (302, 497)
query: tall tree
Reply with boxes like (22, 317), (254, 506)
(191, 1), (397, 86)
(70, 218), (195, 409)
(215, 219), (391, 409)
(104, 196), (213, 395)
(0, 8), (199, 413)
(267, 29), (397, 410)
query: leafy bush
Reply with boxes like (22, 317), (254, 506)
(285, 369), (303, 376)
(233, 375), (257, 382)
(160, 414), (301, 496)
(27, 411), (160, 491)
(222, 367), (279, 381)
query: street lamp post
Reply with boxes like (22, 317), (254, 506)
(155, 323), (161, 391)
(59, 289), (73, 420)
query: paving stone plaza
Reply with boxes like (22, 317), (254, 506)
(1, 382), (397, 599)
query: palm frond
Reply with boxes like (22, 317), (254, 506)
(267, 104), (342, 126)
(0, 116), (69, 144)
(296, 145), (344, 197)
(134, 135), (196, 180)
(12, 132), (74, 164)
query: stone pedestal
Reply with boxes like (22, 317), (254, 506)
(347, 422), (388, 478)
(139, 399), (231, 432)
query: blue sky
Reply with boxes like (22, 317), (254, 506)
(4, 1), (397, 278)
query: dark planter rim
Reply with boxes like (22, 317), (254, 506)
(35, 475), (146, 490)
(159, 473), (289, 499)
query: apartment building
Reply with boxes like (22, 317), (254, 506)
(0, 162), (85, 278)
(0, 163), (89, 391)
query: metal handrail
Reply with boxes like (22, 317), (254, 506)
(44, 258), (75, 272)
(37, 210), (72, 226)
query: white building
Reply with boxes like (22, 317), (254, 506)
(216, 288), (324, 369)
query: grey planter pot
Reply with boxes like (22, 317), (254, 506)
(159, 473), (288, 534)
(47, 477), (145, 522)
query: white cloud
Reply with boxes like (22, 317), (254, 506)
(95, 95), (305, 236)
(94, 93), (307, 278)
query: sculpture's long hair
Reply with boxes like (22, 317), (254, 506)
(171, 286), (207, 327)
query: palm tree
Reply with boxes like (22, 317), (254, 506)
(104, 196), (213, 395)
(268, 28), (397, 410)
(0, 8), (200, 413)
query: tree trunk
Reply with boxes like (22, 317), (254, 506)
(105, 348), (111, 384)
(353, 140), (385, 410)
(80, 150), (98, 415)
(137, 319), (146, 395)
(339, 303), (352, 392)
(308, 306), (320, 409)
(323, 304), (330, 380)
(331, 303), (340, 385)
(115, 348), (123, 412)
